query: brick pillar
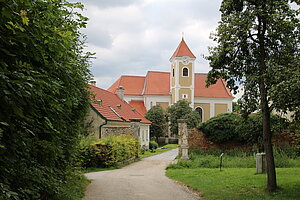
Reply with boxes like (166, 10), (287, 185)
(178, 119), (189, 160)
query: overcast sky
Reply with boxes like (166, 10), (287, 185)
(74, 0), (240, 97)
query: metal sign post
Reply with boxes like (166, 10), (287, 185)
(220, 153), (224, 171)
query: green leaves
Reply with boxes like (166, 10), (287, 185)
(167, 100), (201, 135)
(145, 105), (167, 139)
(0, 0), (92, 199)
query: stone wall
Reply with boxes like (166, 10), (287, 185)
(188, 128), (218, 150)
(188, 128), (300, 151)
(101, 127), (134, 138)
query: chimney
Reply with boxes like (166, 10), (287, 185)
(117, 86), (124, 101)
(90, 80), (96, 86)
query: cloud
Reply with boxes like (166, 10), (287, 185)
(76, 0), (224, 91)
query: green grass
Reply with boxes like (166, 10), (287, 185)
(58, 172), (90, 200)
(139, 144), (178, 158)
(167, 150), (300, 169)
(166, 168), (300, 200)
(83, 166), (120, 173)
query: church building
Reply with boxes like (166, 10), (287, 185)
(108, 38), (234, 122)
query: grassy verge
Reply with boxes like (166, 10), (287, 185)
(58, 172), (90, 200)
(166, 168), (300, 200)
(139, 144), (178, 158)
(82, 166), (120, 173)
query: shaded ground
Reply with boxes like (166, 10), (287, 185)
(83, 148), (199, 200)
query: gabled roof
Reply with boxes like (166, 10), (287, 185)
(129, 100), (147, 117)
(108, 72), (234, 99)
(194, 73), (234, 98)
(143, 71), (170, 95)
(89, 85), (151, 124)
(170, 38), (196, 59)
(107, 75), (145, 95)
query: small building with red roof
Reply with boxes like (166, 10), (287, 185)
(86, 84), (151, 147)
(108, 38), (234, 122)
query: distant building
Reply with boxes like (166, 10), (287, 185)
(86, 84), (151, 147)
(108, 38), (234, 122)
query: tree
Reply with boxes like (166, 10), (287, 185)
(145, 105), (167, 141)
(0, 0), (92, 199)
(206, 0), (299, 192)
(167, 100), (201, 135)
(232, 102), (241, 113)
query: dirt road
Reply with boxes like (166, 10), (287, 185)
(83, 148), (198, 200)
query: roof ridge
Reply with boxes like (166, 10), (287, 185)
(121, 75), (146, 78)
(147, 71), (170, 73)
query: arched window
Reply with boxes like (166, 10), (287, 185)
(182, 67), (188, 77)
(195, 107), (203, 122)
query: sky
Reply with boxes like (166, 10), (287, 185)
(74, 0), (243, 100)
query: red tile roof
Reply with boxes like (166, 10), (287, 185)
(194, 73), (234, 98)
(107, 76), (145, 95)
(129, 100), (147, 117)
(143, 71), (170, 95)
(108, 72), (233, 99)
(170, 38), (196, 59)
(89, 85), (151, 124)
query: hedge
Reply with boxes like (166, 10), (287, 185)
(78, 135), (139, 168)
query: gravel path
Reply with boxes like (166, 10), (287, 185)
(83, 148), (199, 200)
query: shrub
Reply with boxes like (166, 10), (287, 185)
(199, 113), (242, 143)
(237, 113), (288, 148)
(76, 136), (100, 168)
(79, 135), (139, 168)
(149, 140), (158, 150)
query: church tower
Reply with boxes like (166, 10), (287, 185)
(169, 38), (196, 108)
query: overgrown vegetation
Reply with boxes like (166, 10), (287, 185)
(0, 0), (92, 199)
(78, 135), (140, 168)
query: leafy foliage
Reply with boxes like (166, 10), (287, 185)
(0, 0), (92, 199)
(78, 136), (140, 168)
(200, 112), (288, 145)
(145, 105), (167, 140)
(167, 100), (201, 135)
(149, 140), (159, 150)
(199, 113), (242, 143)
(206, 0), (299, 191)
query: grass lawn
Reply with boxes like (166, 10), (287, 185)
(166, 168), (300, 200)
(139, 144), (178, 158)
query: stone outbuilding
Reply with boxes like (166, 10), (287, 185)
(85, 84), (151, 148)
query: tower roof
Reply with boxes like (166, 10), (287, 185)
(170, 38), (196, 59)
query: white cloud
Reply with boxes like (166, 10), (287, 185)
(76, 0), (223, 89)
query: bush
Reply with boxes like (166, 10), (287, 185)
(149, 140), (158, 150)
(78, 135), (139, 168)
(199, 113), (242, 143)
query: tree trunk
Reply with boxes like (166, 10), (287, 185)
(259, 82), (277, 192)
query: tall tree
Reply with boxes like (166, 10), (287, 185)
(145, 105), (167, 141)
(206, 0), (299, 192)
(167, 100), (201, 135)
(0, 0), (92, 199)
